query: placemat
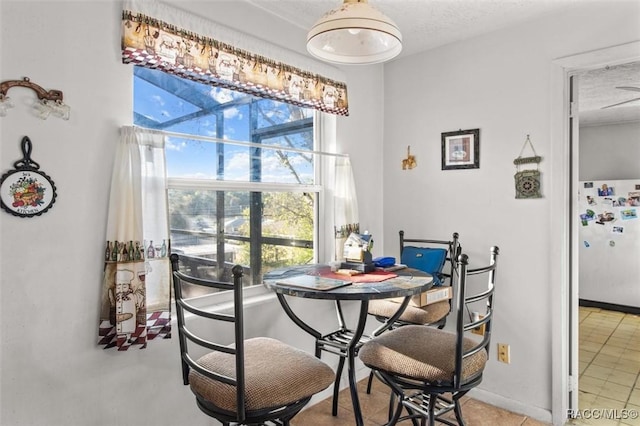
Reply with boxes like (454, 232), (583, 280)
(315, 270), (398, 283)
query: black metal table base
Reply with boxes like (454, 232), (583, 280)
(276, 294), (413, 426)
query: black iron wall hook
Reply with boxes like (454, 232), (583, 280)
(14, 136), (41, 170)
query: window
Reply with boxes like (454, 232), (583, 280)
(133, 67), (320, 294)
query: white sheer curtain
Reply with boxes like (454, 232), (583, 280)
(98, 126), (171, 351)
(333, 156), (360, 261)
(315, 112), (359, 261)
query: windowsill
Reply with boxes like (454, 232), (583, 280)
(181, 284), (277, 313)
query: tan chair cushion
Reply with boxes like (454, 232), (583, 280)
(359, 325), (487, 384)
(189, 337), (334, 412)
(368, 299), (450, 325)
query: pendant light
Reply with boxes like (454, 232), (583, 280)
(307, 0), (402, 65)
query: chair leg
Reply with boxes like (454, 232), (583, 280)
(453, 396), (466, 426)
(332, 356), (346, 416)
(385, 392), (404, 426)
(409, 407), (421, 426)
(366, 369), (375, 394)
(420, 394), (429, 426)
(388, 389), (395, 421)
(427, 392), (437, 426)
(403, 406), (420, 426)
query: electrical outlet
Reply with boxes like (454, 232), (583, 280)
(498, 343), (510, 364)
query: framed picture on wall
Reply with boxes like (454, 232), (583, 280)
(441, 128), (480, 170)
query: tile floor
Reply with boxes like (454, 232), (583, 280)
(568, 306), (640, 426)
(292, 377), (549, 426)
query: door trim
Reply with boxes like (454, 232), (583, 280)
(550, 40), (640, 426)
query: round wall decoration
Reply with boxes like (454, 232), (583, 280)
(0, 136), (57, 218)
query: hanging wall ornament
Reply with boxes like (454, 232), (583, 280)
(0, 136), (57, 217)
(514, 134), (542, 199)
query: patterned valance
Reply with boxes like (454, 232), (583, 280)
(121, 9), (349, 116)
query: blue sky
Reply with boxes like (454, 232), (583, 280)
(133, 70), (314, 184)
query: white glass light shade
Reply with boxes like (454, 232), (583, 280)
(307, 0), (402, 65)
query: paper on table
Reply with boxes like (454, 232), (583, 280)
(276, 275), (352, 291)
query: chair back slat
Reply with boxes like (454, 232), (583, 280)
(182, 353), (237, 387)
(173, 269), (236, 291)
(181, 326), (236, 355)
(176, 298), (236, 322)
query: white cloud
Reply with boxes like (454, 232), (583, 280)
(224, 107), (240, 119)
(151, 95), (165, 106)
(166, 138), (187, 151)
(209, 87), (233, 103)
(225, 151), (250, 180)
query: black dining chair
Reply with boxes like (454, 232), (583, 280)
(170, 254), (335, 426)
(368, 230), (461, 331)
(365, 231), (460, 394)
(359, 246), (499, 426)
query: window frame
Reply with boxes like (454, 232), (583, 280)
(165, 129), (321, 286)
(164, 111), (335, 306)
(133, 68), (338, 303)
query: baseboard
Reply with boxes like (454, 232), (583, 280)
(468, 387), (553, 424)
(579, 299), (640, 315)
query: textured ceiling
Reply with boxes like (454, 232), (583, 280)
(245, 0), (582, 58)
(578, 61), (640, 126)
(181, 0), (640, 126)
(243, 0), (640, 126)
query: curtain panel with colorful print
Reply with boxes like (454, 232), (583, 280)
(98, 126), (171, 351)
(121, 9), (349, 116)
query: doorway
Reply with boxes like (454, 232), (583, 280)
(574, 60), (640, 418)
(550, 40), (640, 426)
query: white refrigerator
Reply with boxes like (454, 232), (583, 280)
(578, 179), (640, 308)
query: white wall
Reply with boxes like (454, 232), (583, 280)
(382, 1), (640, 422)
(2, 0), (640, 425)
(0, 1), (383, 425)
(579, 121), (640, 181)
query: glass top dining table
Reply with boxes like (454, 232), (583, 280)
(263, 263), (433, 426)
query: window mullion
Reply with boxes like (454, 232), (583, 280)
(249, 101), (263, 285)
(215, 110), (225, 281)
